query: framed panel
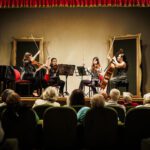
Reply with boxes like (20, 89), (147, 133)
(11, 36), (44, 68)
(109, 34), (142, 96)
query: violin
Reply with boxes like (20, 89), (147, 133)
(31, 60), (42, 68)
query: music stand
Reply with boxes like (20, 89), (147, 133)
(58, 64), (75, 95)
(76, 66), (89, 80)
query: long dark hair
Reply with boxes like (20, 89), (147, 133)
(69, 89), (85, 106)
(91, 57), (101, 71)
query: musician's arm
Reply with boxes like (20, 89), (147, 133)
(114, 61), (126, 68)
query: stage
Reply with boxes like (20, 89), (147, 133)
(0, 96), (143, 107)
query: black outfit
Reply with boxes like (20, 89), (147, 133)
(48, 66), (65, 95)
(21, 60), (37, 94)
(22, 60), (36, 81)
(79, 69), (100, 94)
(107, 67), (128, 93)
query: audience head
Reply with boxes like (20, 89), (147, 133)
(110, 88), (120, 101)
(1, 89), (15, 103)
(41, 86), (59, 102)
(143, 93), (150, 104)
(6, 91), (21, 108)
(90, 94), (105, 108)
(69, 89), (85, 106)
(123, 92), (133, 103)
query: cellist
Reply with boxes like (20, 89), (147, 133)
(107, 49), (128, 93)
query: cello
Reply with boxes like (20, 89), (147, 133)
(100, 37), (116, 90)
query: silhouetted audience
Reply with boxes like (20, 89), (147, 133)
(136, 93), (150, 108)
(67, 89), (85, 106)
(0, 89), (14, 107)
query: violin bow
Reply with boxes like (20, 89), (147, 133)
(30, 33), (40, 61)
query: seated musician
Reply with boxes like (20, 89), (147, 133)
(47, 58), (65, 97)
(21, 52), (36, 81)
(79, 57), (103, 94)
(107, 49), (128, 92)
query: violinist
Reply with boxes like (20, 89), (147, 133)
(79, 57), (103, 94)
(107, 49), (128, 92)
(21, 52), (36, 80)
(48, 58), (65, 96)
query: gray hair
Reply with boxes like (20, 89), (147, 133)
(41, 86), (58, 101)
(90, 94), (105, 108)
(110, 88), (120, 101)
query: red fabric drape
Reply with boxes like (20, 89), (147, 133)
(0, 0), (149, 8)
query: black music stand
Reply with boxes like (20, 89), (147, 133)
(76, 66), (89, 80)
(58, 64), (75, 95)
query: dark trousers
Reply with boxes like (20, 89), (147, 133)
(79, 79), (98, 94)
(107, 75), (127, 94)
(48, 78), (65, 94)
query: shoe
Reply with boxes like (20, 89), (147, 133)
(32, 92), (39, 97)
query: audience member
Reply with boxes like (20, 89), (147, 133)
(123, 93), (138, 107)
(105, 88), (126, 112)
(77, 94), (105, 124)
(136, 93), (150, 108)
(67, 89), (85, 106)
(0, 89), (14, 107)
(32, 86), (60, 108)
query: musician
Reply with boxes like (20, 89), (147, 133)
(21, 52), (36, 80)
(79, 57), (103, 94)
(48, 58), (65, 96)
(107, 49), (128, 92)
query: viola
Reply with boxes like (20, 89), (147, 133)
(31, 60), (42, 68)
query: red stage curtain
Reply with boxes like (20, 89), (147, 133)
(0, 0), (149, 8)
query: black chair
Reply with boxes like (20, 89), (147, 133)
(125, 107), (150, 150)
(1, 108), (38, 150)
(33, 104), (53, 119)
(107, 105), (126, 123)
(84, 107), (118, 149)
(43, 107), (77, 149)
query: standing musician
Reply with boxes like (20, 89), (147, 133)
(47, 58), (65, 96)
(79, 57), (103, 94)
(107, 49), (128, 92)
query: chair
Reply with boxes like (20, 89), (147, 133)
(33, 104), (53, 119)
(43, 107), (77, 149)
(14, 69), (33, 96)
(84, 107), (118, 149)
(1, 108), (38, 150)
(107, 105), (126, 122)
(125, 107), (150, 150)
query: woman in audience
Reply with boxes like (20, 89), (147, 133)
(123, 93), (138, 107)
(67, 89), (85, 106)
(0, 89), (14, 107)
(105, 88), (126, 112)
(77, 94), (105, 124)
(32, 86), (60, 108)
